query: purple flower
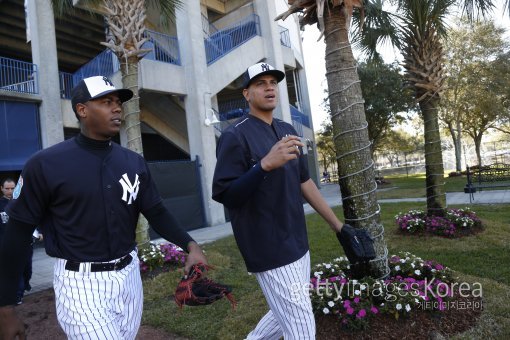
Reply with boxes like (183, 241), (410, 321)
(346, 307), (354, 315)
(370, 306), (379, 314)
(356, 309), (366, 318)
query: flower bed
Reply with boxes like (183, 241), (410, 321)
(395, 208), (483, 237)
(139, 242), (186, 277)
(310, 252), (482, 333)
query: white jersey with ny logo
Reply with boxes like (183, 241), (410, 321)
(119, 173), (140, 205)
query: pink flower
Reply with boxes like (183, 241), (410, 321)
(354, 297), (360, 303)
(356, 309), (366, 318)
(343, 300), (351, 308)
(370, 306), (379, 314)
(346, 307), (354, 315)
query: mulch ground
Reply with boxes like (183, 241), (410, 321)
(15, 289), (482, 339)
(15, 288), (185, 340)
(316, 295), (483, 339)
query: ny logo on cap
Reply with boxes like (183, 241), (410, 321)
(102, 76), (114, 87)
(260, 63), (270, 72)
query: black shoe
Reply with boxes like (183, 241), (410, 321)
(25, 283), (32, 292)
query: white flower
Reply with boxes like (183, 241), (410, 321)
(431, 269), (436, 273)
(415, 298), (420, 304)
(314, 271), (322, 278)
(396, 304), (402, 310)
(405, 304), (411, 312)
(380, 303), (385, 306)
(414, 270), (421, 276)
(354, 290), (361, 296)
(351, 279), (358, 284)
(400, 259), (406, 263)
(395, 265), (401, 271)
(323, 308), (330, 314)
(360, 284), (367, 291)
(325, 264), (331, 269)
(328, 301), (335, 307)
(411, 263), (415, 268)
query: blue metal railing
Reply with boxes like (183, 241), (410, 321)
(0, 57), (39, 94)
(59, 72), (74, 99)
(205, 13), (261, 64)
(218, 98), (249, 121)
(279, 26), (291, 48)
(58, 31), (180, 97)
(72, 49), (120, 85)
(290, 104), (310, 128)
(142, 30), (181, 65)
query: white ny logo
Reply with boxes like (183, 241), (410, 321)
(119, 173), (140, 205)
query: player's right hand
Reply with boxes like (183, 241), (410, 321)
(261, 135), (304, 171)
(0, 305), (26, 340)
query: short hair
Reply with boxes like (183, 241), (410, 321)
(1, 177), (15, 187)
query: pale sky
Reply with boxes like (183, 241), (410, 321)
(301, 3), (510, 131)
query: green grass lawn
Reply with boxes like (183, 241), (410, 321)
(376, 174), (468, 199)
(142, 202), (510, 339)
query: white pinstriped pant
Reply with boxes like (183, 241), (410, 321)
(246, 251), (315, 340)
(53, 249), (143, 340)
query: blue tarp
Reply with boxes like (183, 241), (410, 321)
(0, 100), (41, 171)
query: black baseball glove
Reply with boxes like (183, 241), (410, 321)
(336, 224), (376, 264)
(174, 263), (236, 309)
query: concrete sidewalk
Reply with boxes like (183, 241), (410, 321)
(26, 184), (510, 296)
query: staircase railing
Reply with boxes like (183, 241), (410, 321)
(72, 49), (120, 85)
(142, 30), (181, 65)
(0, 56), (38, 94)
(205, 13), (261, 65)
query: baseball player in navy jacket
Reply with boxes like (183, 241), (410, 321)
(0, 76), (207, 340)
(213, 63), (353, 339)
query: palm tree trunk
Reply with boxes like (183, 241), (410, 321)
(420, 98), (447, 216)
(121, 59), (150, 249)
(324, 9), (388, 279)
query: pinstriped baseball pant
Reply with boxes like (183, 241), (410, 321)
(53, 249), (143, 340)
(246, 251), (315, 340)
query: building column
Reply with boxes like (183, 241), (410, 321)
(176, 0), (225, 227)
(253, 0), (292, 123)
(28, 0), (64, 147)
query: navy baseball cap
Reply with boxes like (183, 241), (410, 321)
(71, 76), (133, 113)
(243, 62), (285, 89)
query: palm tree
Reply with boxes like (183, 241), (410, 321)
(276, 1), (390, 279)
(51, 0), (181, 249)
(276, 0), (505, 277)
(356, 0), (502, 215)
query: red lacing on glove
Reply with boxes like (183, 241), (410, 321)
(174, 263), (236, 310)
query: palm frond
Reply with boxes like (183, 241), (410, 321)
(460, 0), (496, 21)
(352, 0), (401, 60)
(146, 0), (183, 27)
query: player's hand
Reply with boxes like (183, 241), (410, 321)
(0, 305), (26, 340)
(261, 135), (304, 171)
(184, 242), (208, 276)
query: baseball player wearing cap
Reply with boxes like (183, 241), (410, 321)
(213, 63), (352, 339)
(0, 76), (207, 340)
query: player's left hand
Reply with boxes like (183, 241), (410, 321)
(184, 241), (208, 276)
